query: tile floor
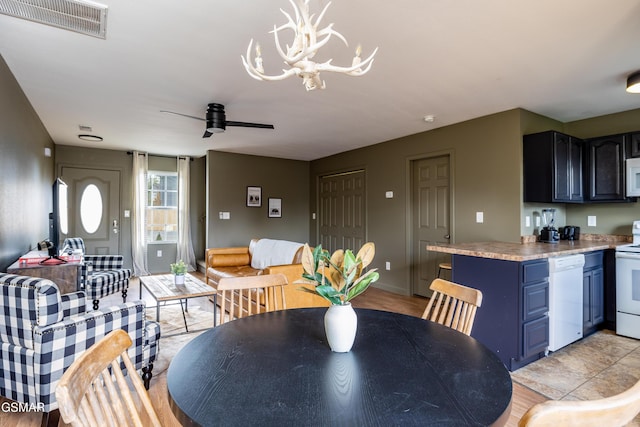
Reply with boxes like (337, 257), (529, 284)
(511, 329), (640, 425)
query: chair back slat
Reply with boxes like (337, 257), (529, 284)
(218, 274), (288, 324)
(421, 278), (483, 336)
(55, 329), (161, 427)
(519, 377), (640, 426)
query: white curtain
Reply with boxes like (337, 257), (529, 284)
(132, 151), (149, 276)
(177, 156), (197, 271)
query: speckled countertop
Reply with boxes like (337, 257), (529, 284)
(426, 235), (629, 262)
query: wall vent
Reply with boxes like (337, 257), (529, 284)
(0, 0), (108, 39)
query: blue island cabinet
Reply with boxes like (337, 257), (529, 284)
(453, 254), (549, 371)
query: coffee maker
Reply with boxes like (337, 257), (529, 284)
(540, 208), (559, 243)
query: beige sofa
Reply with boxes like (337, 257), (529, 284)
(205, 238), (329, 309)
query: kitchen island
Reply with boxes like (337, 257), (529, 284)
(427, 240), (618, 370)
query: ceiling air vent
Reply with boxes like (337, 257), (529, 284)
(0, 0), (108, 39)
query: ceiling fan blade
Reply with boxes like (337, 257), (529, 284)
(226, 121), (274, 129)
(160, 110), (206, 121)
(203, 130), (213, 138)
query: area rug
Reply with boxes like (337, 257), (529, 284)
(146, 303), (216, 376)
(511, 330), (640, 406)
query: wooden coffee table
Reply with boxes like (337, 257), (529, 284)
(139, 273), (217, 335)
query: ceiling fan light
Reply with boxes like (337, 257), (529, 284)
(626, 71), (640, 93)
(206, 124), (225, 133)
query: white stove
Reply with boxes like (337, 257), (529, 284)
(616, 220), (640, 339)
(616, 220), (640, 253)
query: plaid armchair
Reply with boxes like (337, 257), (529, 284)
(0, 273), (160, 414)
(62, 237), (131, 310)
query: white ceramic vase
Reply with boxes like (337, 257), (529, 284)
(174, 274), (185, 285)
(324, 302), (358, 352)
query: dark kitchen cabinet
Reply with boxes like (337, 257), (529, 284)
(523, 131), (584, 203)
(585, 134), (635, 202)
(630, 132), (640, 158)
(583, 251), (604, 336)
(453, 255), (549, 370)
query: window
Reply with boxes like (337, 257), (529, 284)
(146, 172), (178, 242)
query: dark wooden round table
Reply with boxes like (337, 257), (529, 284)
(167, 308), (512, 426)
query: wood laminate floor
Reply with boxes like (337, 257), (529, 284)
(0, 273), (546, 426)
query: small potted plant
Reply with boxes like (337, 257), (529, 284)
(170, 259), (188, 285)
(296, 242), (379, 352)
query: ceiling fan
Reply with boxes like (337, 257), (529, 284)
(161, 103), (274, 138)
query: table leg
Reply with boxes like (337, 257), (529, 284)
(179, 299), (188, 332)
(213, 294), (217, 327)
(140, 281), (142, 299)
(156, 302), (160, 323)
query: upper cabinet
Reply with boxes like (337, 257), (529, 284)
(585, 134), (634, 202)
(523, 131), (584, 203)
(524, 130), (637, 204)
(630, 132), (640, 158)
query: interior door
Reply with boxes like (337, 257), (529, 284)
(318, 170), (366, 253)
(411, 155), (451, 297)
(61, 167), (121, 255)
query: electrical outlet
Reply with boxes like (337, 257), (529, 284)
(156, 250), (162, 257)
(525, 216), (531, 227)
(588, 215), (597, 227)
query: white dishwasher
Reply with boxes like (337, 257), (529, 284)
(548, 254), (585, 352)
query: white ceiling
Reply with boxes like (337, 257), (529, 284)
(1, 0), (640, 161)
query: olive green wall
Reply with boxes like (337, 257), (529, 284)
(563, 108), (640, 236)
(206, 150), (310, 249)
(0, 55), (54, 271)
(310, 109), (527, 295)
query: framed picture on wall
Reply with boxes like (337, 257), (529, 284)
(247, 186), (262, 207)
(268, 198), (282, 218)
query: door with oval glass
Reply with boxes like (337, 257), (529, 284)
(61, 167), (120, 254)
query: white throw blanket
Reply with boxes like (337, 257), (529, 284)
(251, 239), (303, 270)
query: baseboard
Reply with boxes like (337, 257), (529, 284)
(197, 259), (206, 274)
(372, 281), (410, 296)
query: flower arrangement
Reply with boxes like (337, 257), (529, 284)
(297, 242), (379, 305)
(170, 259), (188, 275)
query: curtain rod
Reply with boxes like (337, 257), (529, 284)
(127, 151), (194, 161)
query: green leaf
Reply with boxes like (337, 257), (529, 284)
(315, 284), (342, 305)
(346, 270), (379, 301)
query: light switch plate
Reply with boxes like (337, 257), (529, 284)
(476, 212), (484, 223)
(385, 191), (393, 198)
(525, 216), (531, 227)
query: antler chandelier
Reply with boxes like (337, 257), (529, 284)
(242, 0), (378, 91)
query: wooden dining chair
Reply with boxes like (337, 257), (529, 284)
(518, 377), (640, 427)
(421, 278), (483, 336)
(217, 273), (288, 324)
(55, 329), (161, 427)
